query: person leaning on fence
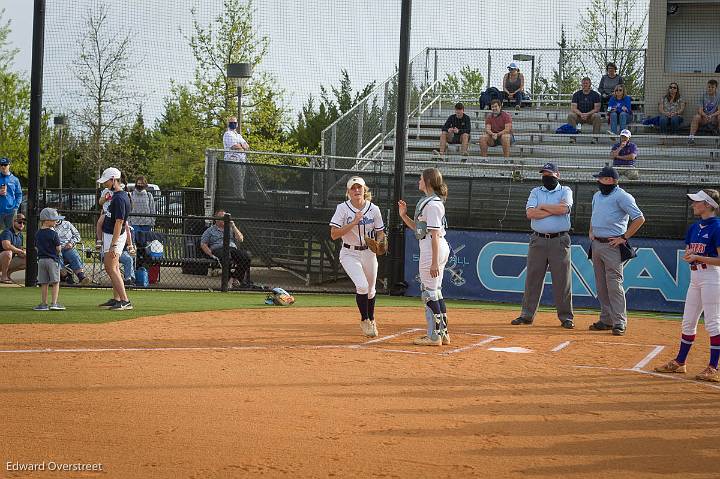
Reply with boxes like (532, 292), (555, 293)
(130, 176), (155, 241)
(480, 99), (513, 158)
(433, 102), (471, 158)
(606, 84), (632, 135)
(567, 77), (602, 134)
(688, 79), (720, 145)
(97, 167), (133, 311)
(222, 116), (250, 200)
(588, 166), (645, 337)
(611, 129), (639, 180)
(511, 163), (575, 329)
(54, 216), (90, 285)
(200, 209), (251, 289)
(0, 157), (22, 232)
(33, 208), (66, 311)
(503, 62), (528, 109)
(598, 62), (624, 108)
(0, 212), (26, 284)
(658, 82), (685, 136)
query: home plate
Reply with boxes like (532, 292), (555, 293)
(488, 347), (534, 354)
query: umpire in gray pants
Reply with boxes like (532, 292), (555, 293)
(588, 166), (645, 336)
(512, 162), (575, 329)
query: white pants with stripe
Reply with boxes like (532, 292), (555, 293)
(419, 237), (450, 291)
(340, 247), (378, 298)
(682, 265), (720, 337)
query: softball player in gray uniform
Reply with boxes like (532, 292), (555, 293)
(399, 168), (451, 346)
(330, 176), (385, 338)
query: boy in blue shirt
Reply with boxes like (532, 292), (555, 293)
(34, 208), (66, 311)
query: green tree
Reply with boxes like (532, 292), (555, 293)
(440, 66), (485, 97)
(148, 85), (215, 187)
(536, 25), (583, 97)
(576, 0), (647, 95)
(108, 109), (151, 180)
(0, 9), (30, 178)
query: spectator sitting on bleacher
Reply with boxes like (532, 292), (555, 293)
(688, 79), (720, 145)
(567, 77), (602, 134)
(611, 129), (639, 180)
(607, 84), (632, 135)
(599, 62), (624, 108)
(0, 212), (25, 284)
(54, 217), (91, 285)
(503, 62), (528, 109)
(200, 209), (251, 289)
(434, 102), (470, 158)
(480, 99), (513, 159)
(658, 82), (685, 135)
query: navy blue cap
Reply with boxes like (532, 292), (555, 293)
(593, 166), (619, 179)
(0, 157), (10, 166)
(539, 162), (558, 174)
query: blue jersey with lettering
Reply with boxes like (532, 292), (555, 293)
(685, 217), (720, 262)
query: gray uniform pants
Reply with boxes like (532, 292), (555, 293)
(591, 240), (627, 328)
(520, 233), (574, 322)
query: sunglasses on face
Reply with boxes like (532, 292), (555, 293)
(669, 86), (678, 89)
(15, 219), (26, 224)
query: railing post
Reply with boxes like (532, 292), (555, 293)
(356, 101), (365, 158)
(487, 49), (492, 94)
(320, 130), (325, 157)
(330, 127), (337, 157)
(381, 82), (389, 143)
(424, 47), (430, 85)
(221, 213), (231, 292)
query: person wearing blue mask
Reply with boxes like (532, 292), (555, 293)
(222, 116), (250, 200)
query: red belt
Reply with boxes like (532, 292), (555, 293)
(690, 263), (708, 271)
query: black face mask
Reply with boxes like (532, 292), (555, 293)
(136, 184), (146, 191)
(542, 176), (558, 190)
(598, 182), (617, 195)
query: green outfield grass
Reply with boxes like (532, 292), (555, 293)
(0, 287), (680, 325)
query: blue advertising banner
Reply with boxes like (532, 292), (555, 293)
(404, 230), (690, 313)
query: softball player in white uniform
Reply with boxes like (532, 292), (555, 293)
(655, 189), (720, 382)
(399, 168), (451, 346)
(330, 176), (385, 338)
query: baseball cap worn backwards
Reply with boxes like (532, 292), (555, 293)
(687, 190), (719, 209)
(593, 166), (619, 179)
(39, 207), (65, 221)
(97, 167), (121, 184)
(346, 176), (366, 189)
(539, 162), (559, 174)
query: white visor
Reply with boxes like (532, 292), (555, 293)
(687, 190), (719, 209)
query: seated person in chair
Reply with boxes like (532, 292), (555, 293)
(54, 217), (91, 285)
(0, 213), (26, 284)
(200, 209), (251, 288)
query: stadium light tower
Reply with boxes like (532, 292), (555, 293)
(226, 63), (253, 132)
(54, 115), (68, 197)
(513, 54), (535, 96)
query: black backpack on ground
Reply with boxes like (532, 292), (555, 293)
(479, 87), (502, 109)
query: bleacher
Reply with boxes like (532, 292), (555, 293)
(372, 101), (720, 185)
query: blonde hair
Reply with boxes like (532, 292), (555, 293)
(702, 189), (720, 212)
(422, 168), (448, 201)
(347, 185), (372, 202)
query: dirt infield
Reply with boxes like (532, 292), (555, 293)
(2, 307), (719, 478)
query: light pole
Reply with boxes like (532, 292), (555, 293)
(513, 54), (536, 96)
(226, 63), (253, 132)
(54, 115), (68, 203)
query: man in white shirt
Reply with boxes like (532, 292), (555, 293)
(222, 116), (250, 199)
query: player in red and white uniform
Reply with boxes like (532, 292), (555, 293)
(330, 176), (385, 338)
(655, 189), (720, 382)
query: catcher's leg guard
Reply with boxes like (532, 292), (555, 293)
(422, 288), (444, 338)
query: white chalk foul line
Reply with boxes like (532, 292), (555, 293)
(632, 345), (665, 371)
(0, 345), (269, 354)
(363, 328), (423, 344)
(442, 336), (503, 355)
(551, 341), (572, 352)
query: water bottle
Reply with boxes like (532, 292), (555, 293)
(135, 267), (149, 287)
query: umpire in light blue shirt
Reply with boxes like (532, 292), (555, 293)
(512, 162), (575, 329)
(588, 166), (645, 336)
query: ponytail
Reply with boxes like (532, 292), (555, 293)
(422, 167), (449, 201)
